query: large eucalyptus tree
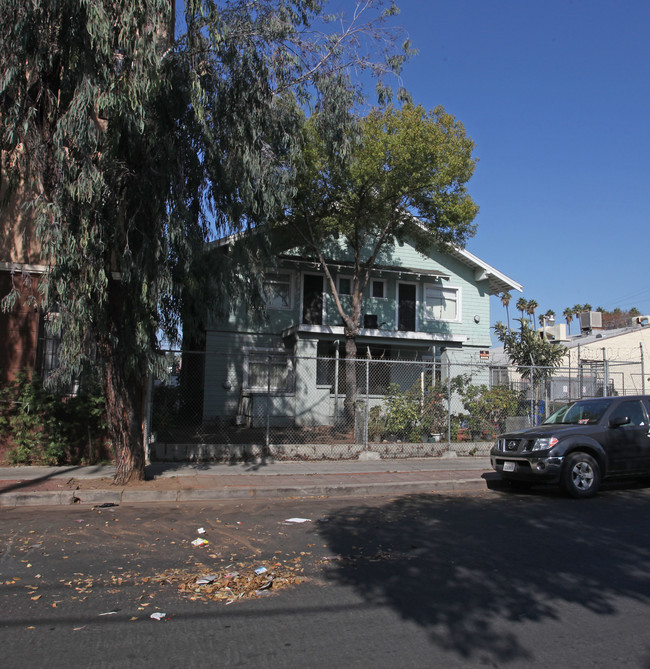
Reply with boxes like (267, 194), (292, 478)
(0, 0), (406, 483)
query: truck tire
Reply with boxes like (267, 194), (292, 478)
(561, 452), (601, 498)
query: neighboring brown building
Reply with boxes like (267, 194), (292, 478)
(0, 163), (51, 383)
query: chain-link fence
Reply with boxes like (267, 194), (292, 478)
(148, 351), (645, 462)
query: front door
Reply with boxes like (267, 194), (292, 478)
(398, 283), (416, 331)
(302, 274), (324, 325)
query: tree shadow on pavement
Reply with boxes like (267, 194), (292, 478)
(317, 487), (650, 665)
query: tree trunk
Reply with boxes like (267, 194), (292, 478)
(104, 356), (146, 484)
(343, 334), (358, 424)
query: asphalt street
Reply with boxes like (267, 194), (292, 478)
(3, 484), (650, 668)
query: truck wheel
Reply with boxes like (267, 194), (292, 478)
(561, 452), (601, 498)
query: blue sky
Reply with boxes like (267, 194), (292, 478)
(357, 0), (650, 328)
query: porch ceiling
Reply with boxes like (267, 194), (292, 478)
(281, 323), (468, 345)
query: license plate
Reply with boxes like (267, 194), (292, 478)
(503, 461), (516, 472)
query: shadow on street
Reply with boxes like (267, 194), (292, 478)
(317, 485), (650, 664)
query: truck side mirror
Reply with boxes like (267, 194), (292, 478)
(609, 415), (630, 428)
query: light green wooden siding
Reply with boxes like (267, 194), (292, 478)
(211, 236), (492, 349)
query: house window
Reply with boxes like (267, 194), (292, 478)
(263, 274), (292, 310)
(424, 285), (460, 322)
(371, 279), (386, 299)
(37, 312), (61, 381)
(244, 350), (294, 392)
(338, 276), (352, 296)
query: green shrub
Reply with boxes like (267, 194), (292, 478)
(0, 372), (108, 465)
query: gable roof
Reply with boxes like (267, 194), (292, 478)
(447, 246), (522, 296)
(213, 224), (523, 297)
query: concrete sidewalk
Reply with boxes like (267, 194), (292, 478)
(0, 457), (498, 507)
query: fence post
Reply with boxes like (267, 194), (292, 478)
(602, 348), (609, 397)
(365, 353), (370, 449)
(447, 360), (451, 444)
(577, 345), (582, 399)
(142, 372), (153, 464)
(529, 357), (535, 426)
(334, 341), (340, 424)
(641, 343), (646, 395)
(265, 355), (271, 456)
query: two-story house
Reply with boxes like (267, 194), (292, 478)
(201, 228), (522, 429)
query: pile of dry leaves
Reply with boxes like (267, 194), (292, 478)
(148, 557), (307, 604)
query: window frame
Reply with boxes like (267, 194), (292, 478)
(423, 283), (462, 323)
(243, 348), (294, 393)
(337, 275), (353, 296)
(370, 279), (387, 300)
(262, 272), (293, 311)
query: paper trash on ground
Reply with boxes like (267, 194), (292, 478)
(284, 518), (311, 524)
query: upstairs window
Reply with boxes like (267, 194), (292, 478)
(263, 274), (292, 310)
(338, 276), (352, 296)
(424, 285), (460, 322)
(371, 279), (386, 299)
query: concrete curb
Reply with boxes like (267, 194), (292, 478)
(0, 476), (491, 507)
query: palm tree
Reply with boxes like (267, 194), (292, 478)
(582, 303), (592, 313)
(500, 292), (512, 328)
(563, 307), (574, 335)
(526, 299), (538, 326)
(516, 297), (528, 324)
(572, 304), (585, 332)
(539, 309), (555, 327)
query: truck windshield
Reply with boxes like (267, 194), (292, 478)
(543, 399), (613, 425)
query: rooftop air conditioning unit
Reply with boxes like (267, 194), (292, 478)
(580, 311), (603, 331)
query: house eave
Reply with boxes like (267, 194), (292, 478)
(278, 255), (451, 280)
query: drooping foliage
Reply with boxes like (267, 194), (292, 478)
(0, 0), (409, 482)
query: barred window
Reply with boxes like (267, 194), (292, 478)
(245, 351), (294, 392)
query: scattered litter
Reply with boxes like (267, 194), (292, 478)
(196, 575), (218, 585)
(152, 560), (306, 604)
(99, 610), (120, 616)
(284, 518), (311, 524)
(191, 538), (209, 547)
(257, 578), (273, 592)
(73, 626), (86, 631)
(150, 612), (166, 621)
(197, 527), (206, 535)
(93, 503), (119, 509)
